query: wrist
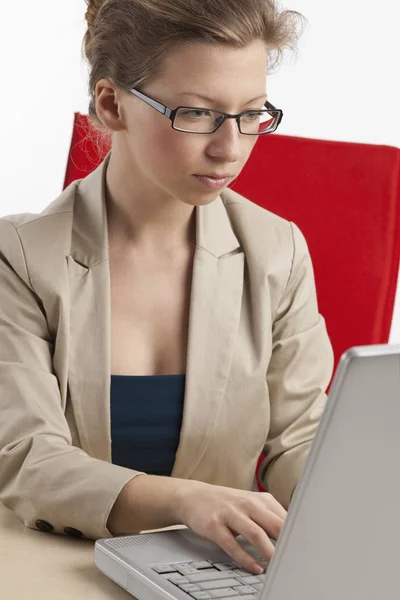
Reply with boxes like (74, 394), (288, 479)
(172, 478), (207, 523)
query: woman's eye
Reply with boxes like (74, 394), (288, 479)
(245, 111), (262, 120)
(187, 110), (209, 118)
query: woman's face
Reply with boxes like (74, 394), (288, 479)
(116, 39), (268, 208)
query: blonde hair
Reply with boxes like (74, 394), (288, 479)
(82, 0), (306, 146)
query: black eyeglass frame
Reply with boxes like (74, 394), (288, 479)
(128, 87), (283, 135)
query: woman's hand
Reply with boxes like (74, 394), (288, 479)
(175, 480), (287, 574)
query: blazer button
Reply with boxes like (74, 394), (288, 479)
(35, 520), (54, 533)
(64, 526), (83, 538)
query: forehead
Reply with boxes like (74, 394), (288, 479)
(152, 40), (267, 106)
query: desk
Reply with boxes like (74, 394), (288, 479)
(0, 503), (185, 599)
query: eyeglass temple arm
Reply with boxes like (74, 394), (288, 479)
(265, 100), (277, 110)
(265, 100), (283, 128)
(129, 88), (173, 118)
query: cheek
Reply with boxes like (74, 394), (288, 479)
(153, 128), (196, 163)
(148, 128), (199, 173)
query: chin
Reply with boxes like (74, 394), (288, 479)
(182, 195), (220, 207)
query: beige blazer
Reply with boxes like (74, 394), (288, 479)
(0, 151), (334, 540)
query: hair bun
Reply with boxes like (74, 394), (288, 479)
(85, 0), (107, 32)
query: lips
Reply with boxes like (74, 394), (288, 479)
(195, 174), (232, 179)
(193, 175), (232, 189)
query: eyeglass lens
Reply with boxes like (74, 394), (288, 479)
(174, 108), (279, 134)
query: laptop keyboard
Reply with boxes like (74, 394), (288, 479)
(152, 558), (269, 600)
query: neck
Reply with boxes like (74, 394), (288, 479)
(105, 150), (196, 254)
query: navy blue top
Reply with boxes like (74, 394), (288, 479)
(110, 374), (185, 476)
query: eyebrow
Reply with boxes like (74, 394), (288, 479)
(176, 92), (268, 104)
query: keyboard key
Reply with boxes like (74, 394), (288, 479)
(152, 564), (177, 574)
(235, 586), (257, 594)
(252, 584), (263, 592)
(232, 569), (254, 577)
(191, 561), (213, 570)
(166, 575), (190, 585)
(209, 589), (238, 598)
(213, 562), (237, 571)
(188, 571), (237, 583)
(190, 593), (212, 600)
(199, 579), (240, 590)
(237, 577), (260, 585)
(177, 566), (200, 575)
(161, 573), (185, 583)
(179, 584), (201, 593)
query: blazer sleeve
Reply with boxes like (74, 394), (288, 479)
(258, 221), (334, 509)
(0, 219), (144, 540)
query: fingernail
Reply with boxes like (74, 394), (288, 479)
(253, 564), (264, 574)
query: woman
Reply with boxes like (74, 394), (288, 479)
(0, 0), (333, 575)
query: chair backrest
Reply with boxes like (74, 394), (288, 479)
(65, 112), (400, 370)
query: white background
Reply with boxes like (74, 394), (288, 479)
(1, 1), (399, 342)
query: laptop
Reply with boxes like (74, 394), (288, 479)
(94, 344), (400, 600)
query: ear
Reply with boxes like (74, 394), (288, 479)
(94, 78), (125, 132)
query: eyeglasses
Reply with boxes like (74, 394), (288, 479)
(128, 87), (283, 135)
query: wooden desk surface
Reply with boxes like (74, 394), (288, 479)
(0, 502), (132, 599)
(0, 503), (186, 599)
(0, 504), (188, 600)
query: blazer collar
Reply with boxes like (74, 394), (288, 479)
(70, 150), (240, 268)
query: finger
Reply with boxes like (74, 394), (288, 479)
(213, 525), (267, 574)
(227, 511), (277, 566)
(251, 507), (284, 543)
(259, 492), (287, 520)
(244, 499), (285, 542)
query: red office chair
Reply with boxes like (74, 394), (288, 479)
(64, 113), (400, 489)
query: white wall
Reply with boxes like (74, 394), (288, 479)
(1, 0), (399, 342)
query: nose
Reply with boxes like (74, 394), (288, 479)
(206, 116), (242, 162)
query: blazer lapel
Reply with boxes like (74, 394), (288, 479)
(67, 154), (112, 461)
(171, 199), (244, 479)
(66, 152), (245, 473)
